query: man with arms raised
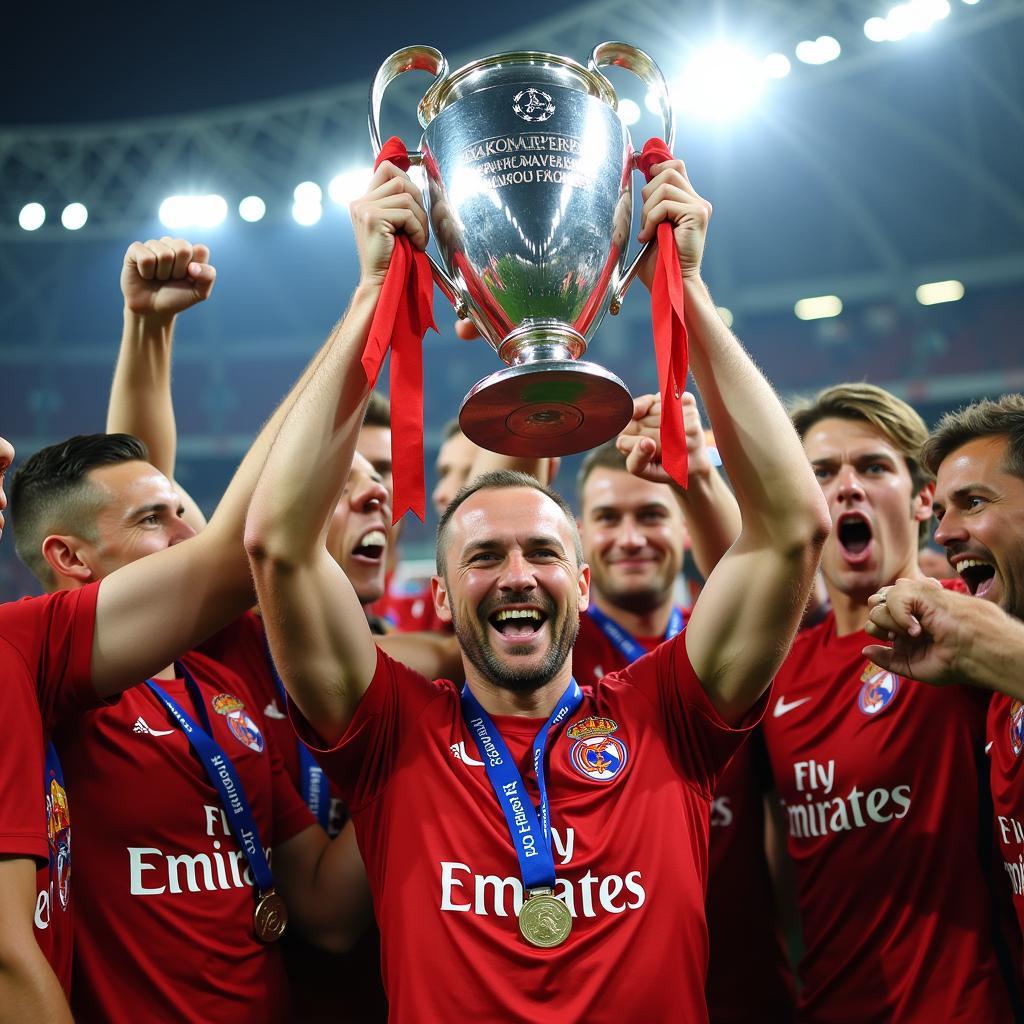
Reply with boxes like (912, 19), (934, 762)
(246, 157), (827, 1019)
(864, 395), (1024, 975)
(577, 408), (795, 1022)
(761, 383), (1018, 1021)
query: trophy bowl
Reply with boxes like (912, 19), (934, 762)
(370, 43), (674, 457)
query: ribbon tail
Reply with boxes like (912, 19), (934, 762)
(653, 222), (689, 488)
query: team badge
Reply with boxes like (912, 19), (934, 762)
(46, 775), (71, 911)
(212, 693), (265, 753)
(566, 716), (628, 783)
(512, 87), (555, 122)
(1009, 701), (1024, 757)
(857, 664), (899, 716)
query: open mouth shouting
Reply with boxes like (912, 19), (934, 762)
(352, 528), (387, 565)
(952, 555), (997, 598)
(836, 511), (873, 566)
(487, 605), (550, 647)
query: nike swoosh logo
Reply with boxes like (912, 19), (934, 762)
(452, 741), (485, 767)
(133, 716), (175, 737)
(985, 741), (994, 754)
(773, 696), (812, 719)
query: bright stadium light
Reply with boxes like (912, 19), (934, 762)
(19, 203), (46, 231)
(159, 195), (227, 229)
(795, 36), (841, 65)
(673, 44), (766, 121)
(717, 306), (734, 328)
(294, 181), (322, 204)
(763, 53), (792, 79)
(195, 194), (228, 228)
(292, 200), (323, 226)
(916, 279), (964, 305)
(617, 98), (642, 126)
(644, 89), (662, 115)
(795, 295), (843, 320)
(61, 203), (88, 230)
(865, 17), (891, 41)
(238, 196), (266, 223)
(327, 168), (373, 206)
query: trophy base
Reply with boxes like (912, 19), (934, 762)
(459, 360), (633, 458)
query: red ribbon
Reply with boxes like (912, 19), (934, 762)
(362, 137), (437, 522)
(636, 138), (688, 488)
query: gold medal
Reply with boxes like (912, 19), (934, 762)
(253, 888), (288, 943)
(518, 889), (572, 948)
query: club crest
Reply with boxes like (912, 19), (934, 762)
(46, 774), (71, 910)
(566, 716), (628, 783)
(1009, 701), (1024, 757)
(212, 693), (265, 753)
(857, 664), (899, 716)
(211, 693), (245, 716)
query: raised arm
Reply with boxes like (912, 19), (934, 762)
(617, 391), (741, 580)
(107, 237), (214, 531)
(245, 163), (429, 745)
(636, 160), (830, 721)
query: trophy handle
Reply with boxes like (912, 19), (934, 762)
(589, 42), (675, 314)
(368, 46), (467, 316)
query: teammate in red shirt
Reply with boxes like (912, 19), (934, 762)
(245, 158), (829, 1020)
(864, 394), (1024, 985)
(574, 424), (795, 1023)
(762, 382), (1018, 1021)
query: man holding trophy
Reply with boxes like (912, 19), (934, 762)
(244, 42), (828, 1019)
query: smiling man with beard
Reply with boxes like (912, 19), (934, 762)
(760, 382), (1019, 1023)
(863, 394), (1024, 984)
(244, 156), (828, 1021)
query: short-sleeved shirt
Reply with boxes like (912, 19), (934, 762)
(762, 601), (1014, 1022)
(294, 632), (766, 1023)
(0, 584), (100, 994)
(55, 648), (315, 1024)
(574, 609), (795, 1023)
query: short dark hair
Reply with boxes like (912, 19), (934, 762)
(362, 391), (391, 430)
(921, 395), (1024, 480)
(11, 433), (149, 587)
(435, 470), (583, 574)
(790, 383), (932, 542)
(576, 439), (628, 509)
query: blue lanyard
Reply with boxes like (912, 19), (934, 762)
(460, 679), (583, 892)
(586, 604), (684, 664)
(261, 634), (330, 830)
(145, 666), (275, 895)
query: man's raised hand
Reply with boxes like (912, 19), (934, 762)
(121, 238), (216, 320)
(616, 391), (711, 485)
(349, 162), (429, 290)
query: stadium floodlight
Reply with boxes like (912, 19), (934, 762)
(864, 17), (891, 42)
(19, 202), (46, 231)
(716, 306), (734, 328)
(617, 98), (642, 126)
(293, 181), (323, 205)
(795, 295), (843, 320)
(238, 196), (267, 223)
(644, 89), (662, 115)
(916, 280), (964, 305)
(61, 203), (88, 230)
(327, 168), (373, 206)
(795, 36), (841, 65)
(195, 195), (228, 228)
(673, 44), (766, 122)
(961, 0), (980, 5)
(763, 53), (792, 79)
(159, 195), (227, 230)
(292, 200), (323, 226)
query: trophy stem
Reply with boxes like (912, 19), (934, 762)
(497, 319), (587, 367)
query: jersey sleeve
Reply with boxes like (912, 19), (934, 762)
(620, 629), (770, 797)
(0, 639), (47, 862)
(288, 647), (444, 813)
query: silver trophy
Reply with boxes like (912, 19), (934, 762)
(370, 43), (674, 456)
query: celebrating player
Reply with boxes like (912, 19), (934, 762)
(245, 157), (828, 1020)
(864, 395), (1024, 975)
(761, 383), (1019, 1021)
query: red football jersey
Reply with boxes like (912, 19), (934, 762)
(762, 605), (1014, 1022)
(54, 649), (314, 1024)
(200, 613), (387, 1024)
(573, 610), (795, 1023)
(294, 633), (766, 1023)
(0, 584), (100, 994)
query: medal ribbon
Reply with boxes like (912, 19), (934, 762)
(261, 634), (330, 830)
(586, 604), (685, 665)
(460, 679), (583, 892)
(362, 136), (437, 524)
(145, 666), (275, 895)
(637, 137), (689, 489)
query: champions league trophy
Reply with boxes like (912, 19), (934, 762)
(370, 43), (674, 456)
